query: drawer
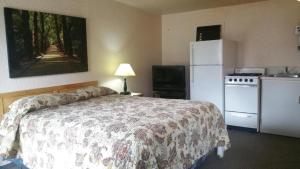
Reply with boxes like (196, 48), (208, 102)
(225, 111), (258, 129)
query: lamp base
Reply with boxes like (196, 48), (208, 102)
(120, 91), (131, 95)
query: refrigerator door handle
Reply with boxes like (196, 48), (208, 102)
(190, 45), (194, 84)
(190, 45), (194, 65)
(191, 66), (194, 83)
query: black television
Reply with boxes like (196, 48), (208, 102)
(152, 65), (186, 91)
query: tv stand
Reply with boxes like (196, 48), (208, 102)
(153, 90), (186, 99)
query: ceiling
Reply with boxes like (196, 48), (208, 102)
(114, 0), (267, 14)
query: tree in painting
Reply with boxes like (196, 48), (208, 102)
(4, 8), (88, 78)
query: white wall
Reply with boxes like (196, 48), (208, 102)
(0, 0), (162, 96)
(162, 0), (300, 67)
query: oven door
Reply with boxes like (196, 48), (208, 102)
(225, 84), (259, 114)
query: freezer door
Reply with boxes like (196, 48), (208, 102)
(190, 40), (223, 65)
(190, 66), (224, 115)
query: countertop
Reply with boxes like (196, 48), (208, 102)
(261, 76), (300, 81)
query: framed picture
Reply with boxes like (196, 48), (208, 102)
(4, 7), (88, 78)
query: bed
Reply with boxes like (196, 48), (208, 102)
(0, 81), (230, 169)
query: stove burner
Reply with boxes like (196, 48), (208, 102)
(228, 73), (263, 77)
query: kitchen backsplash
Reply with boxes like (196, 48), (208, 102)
(266, 66), (300, 75)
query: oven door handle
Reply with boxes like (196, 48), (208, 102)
(230, 112), (253, 118)
(225, 84), (257, 88)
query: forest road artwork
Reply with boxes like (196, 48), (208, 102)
(4, 7), (88, 78)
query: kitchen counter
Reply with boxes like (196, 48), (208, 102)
(261, 76), (300, 81)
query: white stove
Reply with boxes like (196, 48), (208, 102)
(224, 68), (265, 131)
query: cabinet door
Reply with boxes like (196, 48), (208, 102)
(261, 80), (300, 138)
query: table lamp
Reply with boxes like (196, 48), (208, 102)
(114, 63), (136, 95)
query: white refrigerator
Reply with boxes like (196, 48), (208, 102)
(190, 40), (237, 116)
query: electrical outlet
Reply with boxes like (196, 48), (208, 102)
(296, 26), (300, 35)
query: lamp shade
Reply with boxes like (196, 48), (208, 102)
(114, 63), (136, 77)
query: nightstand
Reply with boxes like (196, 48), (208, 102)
(130, 92), (143, 97)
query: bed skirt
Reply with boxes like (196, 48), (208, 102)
(0, 158), (28, 169)
(0, 147), (224, 169)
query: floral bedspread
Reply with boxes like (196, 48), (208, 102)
(0, 87), (230, 169)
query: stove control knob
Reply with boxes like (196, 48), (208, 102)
(245, 79), (248, 82)
(229, 78), (232, 82)
(249, 79), (253, 82)
(234, 79), (237, 82)
(239, 79), (243, 82)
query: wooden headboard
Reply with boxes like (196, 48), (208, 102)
(0, 81), (98, 118)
